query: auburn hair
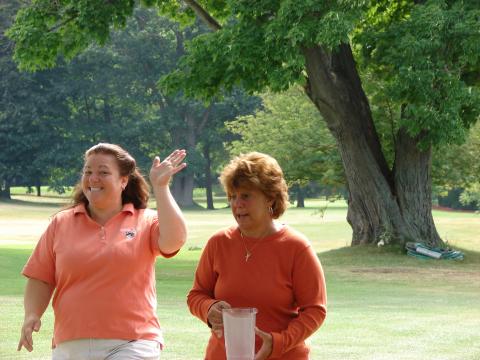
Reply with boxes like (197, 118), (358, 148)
(71, 143), (150, 209)
(220, 152), (289, 219)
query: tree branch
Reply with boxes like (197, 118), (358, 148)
(197, 104), (212, 134)
(48, 13), (78, 33)
(182, 0), (222, 31)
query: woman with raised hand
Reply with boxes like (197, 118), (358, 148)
(18, 143), (187, 359)
(188, 152), (327, 360)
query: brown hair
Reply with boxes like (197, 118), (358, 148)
(71, 143), (150, 209)
(219, 152), (289, 219)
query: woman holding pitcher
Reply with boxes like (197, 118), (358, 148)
(188, 152), (327, 359)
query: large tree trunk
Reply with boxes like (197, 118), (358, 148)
(394, 128), (442, 247)
(171, 111), (197, 207)
(294, 184), (305, 208)
(171, 175), (195, 207)
(35, 177), (42, 197)
(0, 179), (11, 200)
(203, 144), (215, 210)
(302, 43), (442, 247)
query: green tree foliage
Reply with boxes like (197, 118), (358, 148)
(160, 1), (371, 98)
(70, 8), (261, 208)
(460, 184), (480, 209)
(432, 122), (480, 190)
(355, 0), (480, 149)
(59, 10), (180, 170)
(4, 5), (260, 205)
(432, 121), (480, 210)
(227, 87), (343, 187)
(6, 0), (137, 71)
(0, 1), (72, 198)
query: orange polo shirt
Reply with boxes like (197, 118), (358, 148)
(187, 226), (327, 359)
(22, 203), (177, 346)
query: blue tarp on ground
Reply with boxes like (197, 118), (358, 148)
(405, 242), (464, 260)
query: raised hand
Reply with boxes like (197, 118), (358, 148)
(254, 327), (273, 360)
(149, 149), (187, 188)
(207, 301), (231, 338)
(17, 315), (41, 352)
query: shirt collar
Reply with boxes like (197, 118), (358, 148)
(73, 203), (135, 215)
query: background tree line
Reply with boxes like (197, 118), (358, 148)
(1, 3), (261, 207)
(2, 0), (480, 248)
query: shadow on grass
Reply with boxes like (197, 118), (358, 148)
(318, 244), (480, 268)
(2, 197), (67, 209)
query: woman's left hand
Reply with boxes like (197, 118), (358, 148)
(254, 327), (273, 360)
(149, 149), (187, 188)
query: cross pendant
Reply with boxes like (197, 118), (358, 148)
(245, 251), (251, 262)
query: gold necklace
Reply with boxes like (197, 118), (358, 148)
(240, 229), (271, 262)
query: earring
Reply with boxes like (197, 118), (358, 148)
(268, 206), (273, 216)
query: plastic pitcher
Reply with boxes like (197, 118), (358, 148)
(222, 307), (258, 360)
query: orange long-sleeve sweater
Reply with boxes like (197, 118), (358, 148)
(187, 225), (327, 359)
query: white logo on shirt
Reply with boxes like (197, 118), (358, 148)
(121, 228), (137, 240)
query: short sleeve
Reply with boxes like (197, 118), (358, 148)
(22, 216), (57, 286)
(149, 213), (179, 258)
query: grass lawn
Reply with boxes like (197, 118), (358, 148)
(1, 194), (479, 359)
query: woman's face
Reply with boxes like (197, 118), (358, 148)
(229, 186), (273, 232)
(81, 153), (128, 211)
